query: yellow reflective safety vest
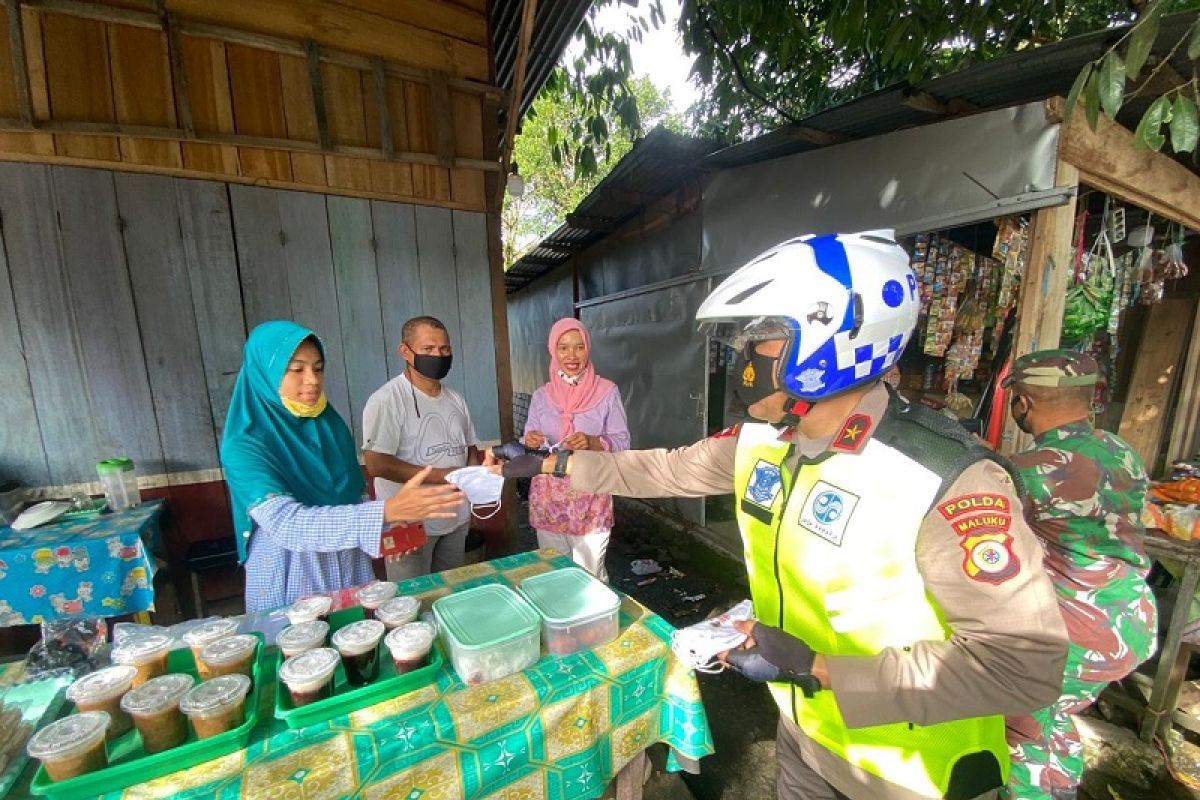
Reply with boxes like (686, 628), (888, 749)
(733, 404), (1009, 799)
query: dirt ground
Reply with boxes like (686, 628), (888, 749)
(529, 499), (1200, 800)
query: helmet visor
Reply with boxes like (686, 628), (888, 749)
(699, 316), (792, 357)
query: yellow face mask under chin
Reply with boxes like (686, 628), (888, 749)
(281, 393), (328, 418)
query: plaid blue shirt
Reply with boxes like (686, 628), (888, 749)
(243, 495), (384, 612)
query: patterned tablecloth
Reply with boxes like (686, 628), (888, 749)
(88, 550), (713, 800)
(0, 501), (162, 626)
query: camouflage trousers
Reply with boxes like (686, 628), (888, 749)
(1005, 586), (1157, 800)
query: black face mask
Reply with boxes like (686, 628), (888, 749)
(734, 351), (779, 407)
(412, 353), (452, 380)
(1011, 395), (1032, 434)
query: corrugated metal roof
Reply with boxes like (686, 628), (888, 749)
(492, 0), (594, 149)
(504, 127), (720, 291)
(506, 10), (1200, 293)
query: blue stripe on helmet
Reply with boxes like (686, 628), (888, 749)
(806, 235), (855, 332)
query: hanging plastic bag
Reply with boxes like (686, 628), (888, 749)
(1062, 229), (1114, 341)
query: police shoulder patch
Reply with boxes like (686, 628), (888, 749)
(832, 414), (872, 452)
(937, 492), (1012, 521)
(959, 531), (1020, 585)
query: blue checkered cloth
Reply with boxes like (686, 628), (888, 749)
(243, 495), (384, 612)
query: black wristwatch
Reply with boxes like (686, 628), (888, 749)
(552, 449), (571, 478)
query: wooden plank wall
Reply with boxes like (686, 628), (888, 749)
(0, 161), (500, 492)
(0, 0), (494, 212)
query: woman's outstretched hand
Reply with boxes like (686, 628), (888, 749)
(383, 465), (464, 524)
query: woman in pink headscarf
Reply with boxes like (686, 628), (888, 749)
(523, 318), (629, 580)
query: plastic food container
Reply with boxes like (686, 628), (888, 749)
(197, 634), (257, 682)
(118, 674), (194, 754)
(65, 666), (137, 740)
(278, 647), (340, 708)
(375, 596), (420, 630)
(110, 635), (171, 687)
(178, 674), (251, 740)
(355, 581), (397, 617)
(96, 458), (141, 511)
(518, 567), (621, 655)
(285, 596), (333, 625)
(433, 584), (540, 685)
(331, 620), (385, 686)
(384, 622), (436, 675)
(181, 619), (239, 666)
(26, 711), (110, 782)
(275, 620), (329, 658)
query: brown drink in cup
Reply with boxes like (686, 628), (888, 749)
(65, 666), (137, 740)
(178, 674), (251, 739)
(26, 711), (110, 782)
(197, 634), (258, 683)
(182, 619), (239, 676)
(110, 635), (172, 687)
(119, 673), (194, 754)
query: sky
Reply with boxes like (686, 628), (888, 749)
(582, 1), (699, 114)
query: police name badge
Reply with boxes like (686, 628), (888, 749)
(799, 481), (859, 546)
(744, 460), (783, 510)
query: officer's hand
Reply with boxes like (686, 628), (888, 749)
(501, 454), (549, 479)
(491, 441), (529, 461)
(722, 646), (782, 682)
(737, 621), (816, 675)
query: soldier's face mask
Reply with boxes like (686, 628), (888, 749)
(1010, 394), (1033, 434)
(735, 349), (780, 408)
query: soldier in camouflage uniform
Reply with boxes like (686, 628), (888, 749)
(1002, 350), (1159, 800)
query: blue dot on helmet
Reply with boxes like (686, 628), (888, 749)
(882, 279), (905, 308)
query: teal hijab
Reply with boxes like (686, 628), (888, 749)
(220, 320), (364, 562)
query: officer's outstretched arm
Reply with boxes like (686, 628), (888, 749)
(822, 461), (1069, 729)
(561, 431), (738, 499)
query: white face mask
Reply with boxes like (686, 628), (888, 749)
(444, 467), (503, 519)
(669, 599), (753, 673)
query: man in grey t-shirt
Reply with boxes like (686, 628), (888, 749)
(363, 316), (480, 580)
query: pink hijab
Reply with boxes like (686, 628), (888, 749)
(545, 318), (616, 436)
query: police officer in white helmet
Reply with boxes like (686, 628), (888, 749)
(496, 231), (1068, 800)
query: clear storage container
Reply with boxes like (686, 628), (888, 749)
(96, 459), (141, 511)
(517, 568), (621, 655)
(432, 585), (540, 685)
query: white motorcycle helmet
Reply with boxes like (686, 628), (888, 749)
(698, 230), (919, 406)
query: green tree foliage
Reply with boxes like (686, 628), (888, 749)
(1065, 1), (1200, 154)
(503, 76), (683, 267)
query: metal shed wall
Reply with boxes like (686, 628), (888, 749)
(702, 102), (1061, 270)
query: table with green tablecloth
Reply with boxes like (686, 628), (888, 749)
(20, 549), (713, 800)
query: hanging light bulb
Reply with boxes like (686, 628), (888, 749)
(506, 162), (526, 198)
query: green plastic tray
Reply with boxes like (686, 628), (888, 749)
(274, 606), (443, 730)
(29, 633), (265, 800)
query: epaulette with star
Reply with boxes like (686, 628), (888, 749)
(833, 414), (872, 452)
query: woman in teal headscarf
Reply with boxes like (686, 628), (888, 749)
(221, 320), (463, 612)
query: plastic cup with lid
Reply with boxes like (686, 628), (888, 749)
(331, 619), (385, 686)
(119, 673), (194, 754)
(197, 634), (257, 682)
(355, 581), (397, 617)
(181, 618), (240, 666)
(285, 595), (333, 625)
(278, 647), (340, 707)
(65, 666), (137, 740)
(275, 620), (329, 659)
(374, 596), (420, 630)
(110, 634), (172, 686)
(178, 674), (251, 739)
(26, 711), (111, 782)
(384, 621), (436, 674)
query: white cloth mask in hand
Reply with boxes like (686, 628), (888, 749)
(669, 599), (754, 673)
(445, 467), (503, 519)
